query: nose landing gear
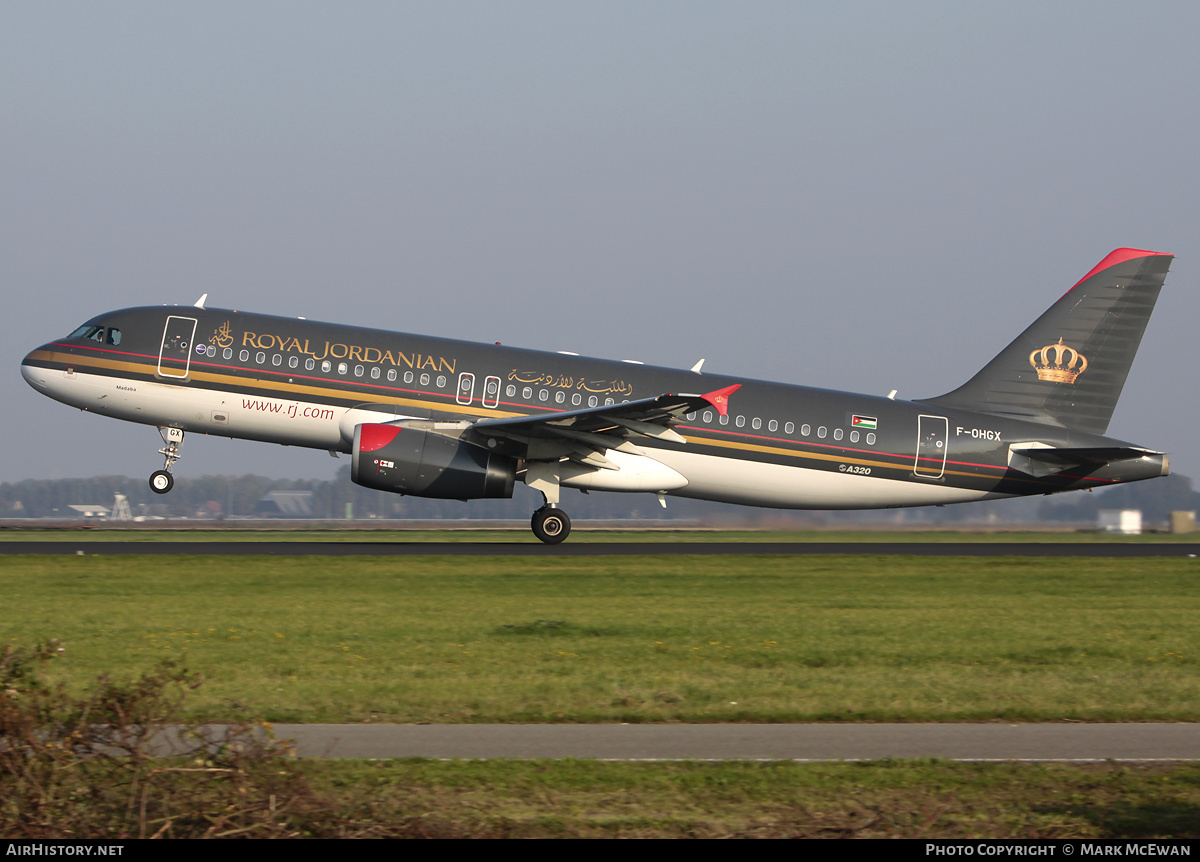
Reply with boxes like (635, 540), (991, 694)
(149, 427), (184, 495)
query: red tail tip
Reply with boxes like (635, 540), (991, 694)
(1069, 247), (1173, 292)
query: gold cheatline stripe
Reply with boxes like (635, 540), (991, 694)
(35, 349), (982, 481)
(687, 433), (976, 478)
(33, 349), (524, 420)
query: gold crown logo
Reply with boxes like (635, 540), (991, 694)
(1029, 337), (1088, 384)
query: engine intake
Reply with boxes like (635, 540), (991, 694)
(351, 424), (516, 499)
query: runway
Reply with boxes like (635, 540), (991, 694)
(259, 723), (1200, 761)
(2, 541), (1199, 556)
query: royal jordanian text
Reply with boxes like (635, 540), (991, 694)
(240, 331), (455, 373)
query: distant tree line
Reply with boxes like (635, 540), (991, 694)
(0, 467), (1195, 524)
(1035, 472), (1200, 524)
(0, 465), (720, 521)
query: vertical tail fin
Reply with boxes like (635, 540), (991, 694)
(922, 248), (1173, 434)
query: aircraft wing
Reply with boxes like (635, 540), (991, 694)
(468, 384), (739, 467)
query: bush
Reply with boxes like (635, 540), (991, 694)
(0, 640), (325, 838)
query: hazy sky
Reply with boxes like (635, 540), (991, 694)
(4, 2), (1198, 490)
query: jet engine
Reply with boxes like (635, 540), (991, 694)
(351, 423), (516, 499)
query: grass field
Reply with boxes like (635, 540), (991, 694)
(4, 545), (1199, 838)
(2, 551), (1197, 723)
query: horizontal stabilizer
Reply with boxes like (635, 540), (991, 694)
(1008, 443), (1163, 477)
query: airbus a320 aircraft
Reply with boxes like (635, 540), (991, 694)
(21, 248), (1172, 543)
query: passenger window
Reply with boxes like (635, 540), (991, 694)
(386, 369), (395, 381)
(801, 424), (811, 436)
(322, 360), (332, 373)
(785, 422), (794, 434)
(768, 420), (777, 432)
(818, 426), (827, 438)
(555, 391), (565, 403)
(719, 414), (729, 425)
(256, 352), (266, 364)
(588, 396), (598, 407)
(735, 415), (745, 427)
(240, 349), (249, 362)
(224, 348), (233, 360)
(338, 363), (348, 375)
(272, 354), (282, 366)
(572, 393), (582, 406)
(354, 365), (364, 377)
(436, 376), (446, 388)
(833, 428), (843, 441)
(506, 385), (516, 397)
(420, 373), (430, 386)
(752, 418), (762, 430)
(404, 371), (413, 384)
(307, 358), (316, 371)
(289, 356), (299, 368)
(522, 387), (533, 399)
(703, 411), (713, 423)
(539, 390), (549, 401)
(850, 430), (859, 443)
(867, 433), (876, 445)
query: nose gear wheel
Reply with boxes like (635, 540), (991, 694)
(150, 427), (184, 495)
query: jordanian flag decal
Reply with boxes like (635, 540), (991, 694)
(851, 415), (878, 430)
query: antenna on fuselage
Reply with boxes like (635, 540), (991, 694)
(691, 359), (705, 374)
(194, 294), (208, 309)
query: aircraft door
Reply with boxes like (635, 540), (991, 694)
(914, 415), (948, 478)
(157, 316), (198, 379)
(456, 372), (476, 405)
(482, 375), (501, 409)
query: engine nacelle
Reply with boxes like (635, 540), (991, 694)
(351, 423), (516, 499)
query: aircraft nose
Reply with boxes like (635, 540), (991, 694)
(20, 348), (50, 390)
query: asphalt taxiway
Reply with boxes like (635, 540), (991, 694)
(2, 541), (1199, 556)
(253, 723), (1200, 761)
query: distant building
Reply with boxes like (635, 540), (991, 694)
(1170, 511), (1196, 534)
(254, 490), (314, 518)
(66, 504), (110, 519)
(1098, 509), (1142, 535)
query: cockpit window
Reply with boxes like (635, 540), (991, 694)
(68, 324), (121, 345)
(69, 324), (106, 343)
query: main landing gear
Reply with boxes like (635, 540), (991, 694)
(531, 506), (571, 545)
(524, 463), (571, 544)
(149, 427), (184, 495)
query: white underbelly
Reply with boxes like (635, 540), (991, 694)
(651, 448), (1001, 509)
